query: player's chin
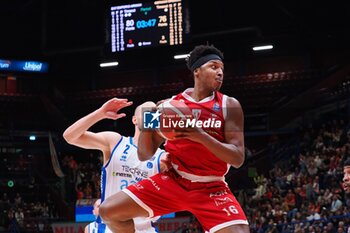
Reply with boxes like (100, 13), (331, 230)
(344, 184), (350, 193)
(213, 83), (222, 91)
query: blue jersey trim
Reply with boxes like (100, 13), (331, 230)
(157, 150), (164, 173)
(95, 216), (101, 224)
(100, 166), (107, 203)
(101, 136), (123, 203)
(97, 222), (106, 233)
(129, 136), (138, 149)
(152, 221), (159, 232)
(104, 136), (124, 169)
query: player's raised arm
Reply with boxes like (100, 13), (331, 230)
(63, 98), (132, 157)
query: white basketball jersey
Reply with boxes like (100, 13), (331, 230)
(86, 221), (98, 233)
(101, 136), (164, 233)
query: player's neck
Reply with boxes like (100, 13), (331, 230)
(191, 86), (214, 102)
(133, 128), (140, 146)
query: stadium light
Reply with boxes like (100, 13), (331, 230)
(100, 61), (119, 67)
(252, 45), (273, 51)
(174, 54), (189, 60)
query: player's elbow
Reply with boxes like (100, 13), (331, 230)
(230, 153), (245, 168)
(62, 129), (77, 144)
(62, 130), (72, 143)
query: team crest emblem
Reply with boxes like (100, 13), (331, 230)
(213, 102), (220, 112)
(147, 162), (153, 169)
(192, 109), (201, 120)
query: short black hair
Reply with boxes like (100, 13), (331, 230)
(345, 158), (350, 167)
(186, 44), (224, 71)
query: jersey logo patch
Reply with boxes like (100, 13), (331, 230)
(213, 102), (220, 112)
(192, 109), (201, 120)
(213, 197), (233, 206)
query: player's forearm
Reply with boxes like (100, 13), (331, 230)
(63, 109), (104, 143)
(138, 131), (162, 161)
(200, 134), (245, 168)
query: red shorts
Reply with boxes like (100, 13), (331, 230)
(124, 169), (248, 232)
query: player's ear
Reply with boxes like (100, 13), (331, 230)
(193, 68), (200, 77)
(132, 115), (137, 124)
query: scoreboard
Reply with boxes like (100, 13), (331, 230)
(109, 0), (190, 52)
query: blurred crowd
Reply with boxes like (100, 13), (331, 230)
(244, 118), (350, 232)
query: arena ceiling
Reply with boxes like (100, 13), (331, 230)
(1, 0), (350, 64)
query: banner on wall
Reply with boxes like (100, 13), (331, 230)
(153, 216), (191, 233)
(52, 217), (192, 233)
(51, 222), (86, 233)
(0, 59), (48, 73)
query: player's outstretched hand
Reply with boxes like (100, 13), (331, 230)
(99, 98), (133, 120)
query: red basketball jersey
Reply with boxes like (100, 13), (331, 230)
(165, 88), (230, 177)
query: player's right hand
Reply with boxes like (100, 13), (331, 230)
(99, 98), (133, 120)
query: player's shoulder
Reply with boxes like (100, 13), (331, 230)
(100, 131), (123, 142)
(224, 95), (242, 108)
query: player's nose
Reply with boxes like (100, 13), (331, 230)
(217, 68), (223, 77)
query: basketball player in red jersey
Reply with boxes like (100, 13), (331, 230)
(99, 44), (249, 233)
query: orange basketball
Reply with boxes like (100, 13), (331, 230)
(156, 99), (193, 140)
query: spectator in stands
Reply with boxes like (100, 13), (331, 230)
(330, 194), (343, 213)
(46, 193), (57, 219)
(14, 208), (24, 226)
(342, 158), (350, 194)
(253, 174), (268, 199)
(76, 184), (85, 200)
(7, 209), (20, 233)
(13, 193), (22, 208)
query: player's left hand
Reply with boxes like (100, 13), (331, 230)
(159, 152), (172, 172)
(172, 126), (207, 143)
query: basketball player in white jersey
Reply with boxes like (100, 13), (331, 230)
(85, 199), (101, 233)
(63, 98), (167, 233)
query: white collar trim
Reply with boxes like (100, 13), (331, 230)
(181, 88), (215, 103)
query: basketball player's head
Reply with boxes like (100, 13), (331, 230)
(93, 199), (101, 216)
(133, 101), (156, 131)
(343, 159), (350, 193)
(186, 44), (224, 91)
